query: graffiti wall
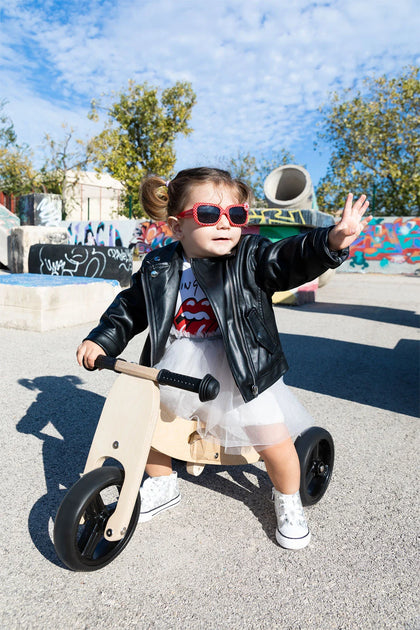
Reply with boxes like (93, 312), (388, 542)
(248, 207), (334, 228)
(28, 244), (132, 286)
(341, 217), (420, 275)
(19, 194), (62, 226)
(61, 215), (419, 274)
(63, 219), (175, 259)
(61, 210), (332, 260)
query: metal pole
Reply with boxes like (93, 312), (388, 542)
(371, 182), (376, 216)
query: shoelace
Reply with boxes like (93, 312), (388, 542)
(273, 490), (307, 528)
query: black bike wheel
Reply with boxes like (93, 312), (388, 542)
(53, 466), (140, 571)
(294, 427), (334, 506)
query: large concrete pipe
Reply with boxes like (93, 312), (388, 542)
(264, 164), (316, 210)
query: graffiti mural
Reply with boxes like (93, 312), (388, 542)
(248, 207), (334, 228)
(61, 215), (420, 274)
(64, 219), (175, 259)
(28, 244), (132, 285)
(129, 221), (174, 257)
(18, 194), (62, 226)
(343, 217), (420, 274)
(67, 221), (126, 247)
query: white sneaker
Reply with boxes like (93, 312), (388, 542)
(272, 489), (311, 550)
(139, 472), (180, 523)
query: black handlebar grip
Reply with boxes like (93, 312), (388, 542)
(157, 369), (220, 402)
(198, 373), (220, 402)
(94, 355), (117, 371)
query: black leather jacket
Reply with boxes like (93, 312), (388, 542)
(85, 229), (347, 402)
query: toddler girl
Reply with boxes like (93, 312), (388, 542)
(77, 167), (370, 550)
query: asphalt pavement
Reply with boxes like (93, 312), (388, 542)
(0, 272), (419, 630)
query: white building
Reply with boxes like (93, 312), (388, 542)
(64, 171), (125, 222)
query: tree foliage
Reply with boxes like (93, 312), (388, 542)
(39, 123), (94, 218)
(316, 66), (420, 216)
(89, 80), (196, 217)
(224, 149), (295, 204)
(0, 147), (39, 196)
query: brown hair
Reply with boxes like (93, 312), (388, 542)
(140, 167), (252, 222)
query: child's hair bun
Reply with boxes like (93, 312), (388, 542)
(140, 176), (169, 221)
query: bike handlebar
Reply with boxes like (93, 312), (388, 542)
(93, 356), (220, 403)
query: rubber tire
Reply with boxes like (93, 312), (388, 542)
(294, 427), (334, 506)
(54, 466), (140, 571)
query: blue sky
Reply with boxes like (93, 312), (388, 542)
(1, 0), (419, 187)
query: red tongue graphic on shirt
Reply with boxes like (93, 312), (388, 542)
(174, 298), (219, 335)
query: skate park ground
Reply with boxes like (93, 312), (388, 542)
(0, 272), (418, 630)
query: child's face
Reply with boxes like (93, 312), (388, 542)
(168, 182), (244, 259)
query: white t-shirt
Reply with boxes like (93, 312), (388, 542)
(172, 260), (220, 338)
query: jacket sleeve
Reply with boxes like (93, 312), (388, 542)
(254, 226), (348, 293)
(84, 271), (148, 357)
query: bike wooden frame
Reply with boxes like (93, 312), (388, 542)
(83, 361), (260, 542)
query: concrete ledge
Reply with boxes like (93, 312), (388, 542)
(8, 226), (69, 273)
(0, 274), (120, 331)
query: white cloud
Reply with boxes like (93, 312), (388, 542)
(0, 0), (418, 182)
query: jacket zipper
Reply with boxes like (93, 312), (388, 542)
(226, 260), (258, 397)
(141, 269), (157, 365)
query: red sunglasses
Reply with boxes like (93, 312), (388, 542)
(177, 202), (249, 227)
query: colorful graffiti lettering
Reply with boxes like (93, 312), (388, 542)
(349, 217), (420, 268)
(248, 207), (307, 225)
(247, 207), (334, 228)
(129, 221), (174, 258)
(67, 221), (124, 248)
(64, 219), (175, 259)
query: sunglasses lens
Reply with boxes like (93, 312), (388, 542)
(196, 205), (221, 224)
(229, 206), (248, 225)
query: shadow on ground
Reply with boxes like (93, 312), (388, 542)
(281, 334), (419, 418)
(295, 301), (419, 328)
(175, 461), (277, 542)
(17, 375), (104, 568)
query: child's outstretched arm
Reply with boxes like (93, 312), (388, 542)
(76, 340), (106, 370)
(328, 193), (372, 251)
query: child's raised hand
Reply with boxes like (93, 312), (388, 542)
(76, 340), (105, 370)
(328, 193), (372, 251)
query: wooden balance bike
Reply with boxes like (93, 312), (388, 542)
(53, 356), (334, 571)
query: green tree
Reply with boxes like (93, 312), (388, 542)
(39, 123), (94, 219)
(89, 80), (196, 217)
(316, 66), (420, 216)
(224, 149), (295, 204)
(0, 147), (39, 196)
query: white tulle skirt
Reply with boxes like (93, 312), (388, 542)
(154, 335), (313, 454)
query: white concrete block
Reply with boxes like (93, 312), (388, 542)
(0, 274), (120, 331)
